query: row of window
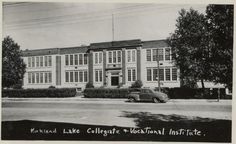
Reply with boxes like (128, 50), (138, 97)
(65, 54), (88, 66)
(146, 48), (171, 62)
(65, 70), (88, 83)
(28, 72), (52, 84)
(147, 68), (177, 81)
(28, 56), (52, 68)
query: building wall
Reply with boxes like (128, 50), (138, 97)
(22, 39), (182, 90)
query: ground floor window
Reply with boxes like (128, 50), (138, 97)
(95, 69), (103, 82)
(147, 67), (177, 81)
(65, 70), (88, 83)
(128, 68), (136, 82)
(28, 71), (52, 84)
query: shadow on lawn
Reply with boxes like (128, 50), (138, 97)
(120, 111), (231, 142)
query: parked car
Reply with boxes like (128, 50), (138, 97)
(128, 88), (169, 103)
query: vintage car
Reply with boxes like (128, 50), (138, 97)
(128, 88), (169, 103)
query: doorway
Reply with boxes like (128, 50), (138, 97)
(111, 76), (119, 86)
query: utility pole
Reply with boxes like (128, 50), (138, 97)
(157, 49), (161, 92)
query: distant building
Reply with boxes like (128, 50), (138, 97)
(22, 39), (181, 90)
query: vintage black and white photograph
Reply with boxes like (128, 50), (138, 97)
(1, 1), (234, 143)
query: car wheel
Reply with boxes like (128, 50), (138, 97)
(129, 97), (136, 102)
(153, 98), (160, 103)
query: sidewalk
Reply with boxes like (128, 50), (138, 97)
(2, 96), (232, 104)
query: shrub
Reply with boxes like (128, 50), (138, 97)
(2, 88), (76, 98)
(84, 88), (130, 98)
(48, 85), (56, 89)
(130, 80), (143, 88)
(85, 82), (94, 88)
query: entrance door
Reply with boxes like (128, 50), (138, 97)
(111, 76), (119, 86)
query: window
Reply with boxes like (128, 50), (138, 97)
(40, 73), (43, 83)
(99, 52), (103, 63)
(172, 68), (177, 81)
(70, 71), (74, 82)
(158, 49), (164, 61)
(95, 71), (99, 82)
(79, 71), (83, 82)
(165, 68), (171, 81)
(48, 56), (52, 66)
(132, 69), (136, 81)
(159, 69), (164, 81)
(153, 49), (157, 61)
(75, 71), (78, 82)
(132, 50), (136, 62)
(165, 48), (171, 61)
(79, 54), (83, 65)
(84, 71), (88, 82)
(128, 69), (136, 82)
(95, 70), (102, 82)
(36, 73), (39, 83)
(99, 70), (103, 82)
(40, 56), (43, 67)
(146, 49), (151, 61)
(32, 57), (35, 67)
(36, 57), (39, 67)
(113, 51), (116, 63)
(147, 69), (152, 81)
(65, 72), (69, 82)
(153, 69), (158, 81)
(128, 69), (132, 81)
(44, 73), (48, 83)
(74, 54), (78, 65)
(84, 54), (88, 64)
(32, 73), (35, 83)
(48, 72), (52, 83)
(118, 51), (121, 62)
(108, 51), (112, 63)
(65, 55), (69, 66)
(70, 55), (73, 65)
(44, 56), (48, 67)
(28, 57), (31, 67)
(127, 50), (136, 62)
(95, 53), (98, 64)
(28, 73), (32, 83)
(127, 51), (131, 62)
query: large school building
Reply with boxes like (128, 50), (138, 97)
(22, 39), (181, 90)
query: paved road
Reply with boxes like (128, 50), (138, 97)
(2, 99), (232, 127)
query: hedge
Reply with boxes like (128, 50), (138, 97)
(2, 88), (76, 98)
(83, 88), (230, 99)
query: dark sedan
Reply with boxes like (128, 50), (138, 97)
(128, 88), (169, 103)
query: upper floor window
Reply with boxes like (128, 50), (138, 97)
(65, 55), (69, 66)
(146, 48), (169, 62)
(127, 50), (136, 62)
(94, 52), (103, 64)
(27, 55), (51, 68)
(108, 50), (121, 64)
(165, 48), (171, 61)
(65, 53), (87, 66)
(146, 49), (151, 61)
(70, 55), (73, 66)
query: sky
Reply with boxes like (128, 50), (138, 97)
(3, 2), (207, 50)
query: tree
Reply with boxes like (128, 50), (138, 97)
(206, 5), (233, 89)
(130, 80), (143, 88)
(167, 8), (210, 88)
(2, 36), (26, 88)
